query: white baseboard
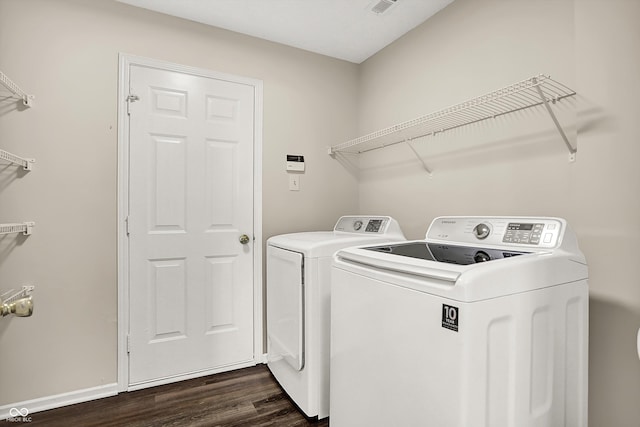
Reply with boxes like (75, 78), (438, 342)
(0, 383), (118, 420)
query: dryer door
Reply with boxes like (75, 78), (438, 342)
(267, 245), (305, 371)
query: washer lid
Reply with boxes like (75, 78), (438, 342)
(364, 241), (530, 265)
(335, 240), (587, 302)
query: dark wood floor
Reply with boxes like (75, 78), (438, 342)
(24, 365), (329, 427)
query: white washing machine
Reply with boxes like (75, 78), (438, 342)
(330, 216), (588, 427)
(266, 216), (405, 419)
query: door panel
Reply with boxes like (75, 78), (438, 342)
(128, 64), (255, 386)
(148, 258), (186, 341)
(205, 256), (236, 332)
(267, 245), (305, 371)
(150, 135), (186, 231)
(205, 140), (236, 226)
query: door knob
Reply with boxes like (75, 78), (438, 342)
(239, 234), (251, 244)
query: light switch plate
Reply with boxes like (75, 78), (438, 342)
(289, 174), (300, 191)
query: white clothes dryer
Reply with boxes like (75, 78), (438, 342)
(330, 216), (588, 427)
(266, 216), (405, 419)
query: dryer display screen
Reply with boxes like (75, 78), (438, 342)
(365, 219), (384, 233)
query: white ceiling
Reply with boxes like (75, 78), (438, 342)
(115, 0), (454, 63)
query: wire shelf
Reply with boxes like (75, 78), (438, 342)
(0, 222), (35, 236)
(0, 70), (34, 107)
(329, 74), (576, 157)
(0, 148), (35, 170)
(1, 286), (34, 306)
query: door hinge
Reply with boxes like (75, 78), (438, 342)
(127, 334), (131, 354)
(125, 216), (130, 236)
(126, 94), (139, 115)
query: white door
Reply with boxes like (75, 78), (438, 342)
(127, 64), (256, 386)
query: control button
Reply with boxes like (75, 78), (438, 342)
(548, 224), (556, 230)
(543, 233), (553, 243)
(473, 223), (491, 240)
(502, 230), (514, 243)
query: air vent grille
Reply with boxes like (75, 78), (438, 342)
(371, 0), (398, 14)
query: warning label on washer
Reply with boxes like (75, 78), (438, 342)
(442, 304), (459, 332)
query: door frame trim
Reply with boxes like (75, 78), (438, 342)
(116, 53), (263, 391)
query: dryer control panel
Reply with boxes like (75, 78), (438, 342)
(334, 216), (404, 237)
(427, 217), (565, 249)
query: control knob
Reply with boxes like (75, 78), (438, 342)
(353, 220), (363, 231)
(473, 223), (491, 240)
(474, 251), (491, 263)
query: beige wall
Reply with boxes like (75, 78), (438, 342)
(0, 0), (358, 405)
(357, 0), (640, 425)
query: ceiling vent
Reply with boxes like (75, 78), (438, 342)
(371, 0), (398, 14)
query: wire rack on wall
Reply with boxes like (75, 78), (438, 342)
(0, 222), (34, 236)
(328, 74), (577, 173)
(0, 69), (36, 320)
(0, 148), (35, 170)
(0, 70), (34, 107)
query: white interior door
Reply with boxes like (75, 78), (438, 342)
(127, 64), (256, 386)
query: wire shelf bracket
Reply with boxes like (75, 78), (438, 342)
(0, 70), (34, 107)
(0, 222), (35, 236)
(0, 148), (35, 171)
(328, 74), (577, 171)
(534, 80), (577, 162)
